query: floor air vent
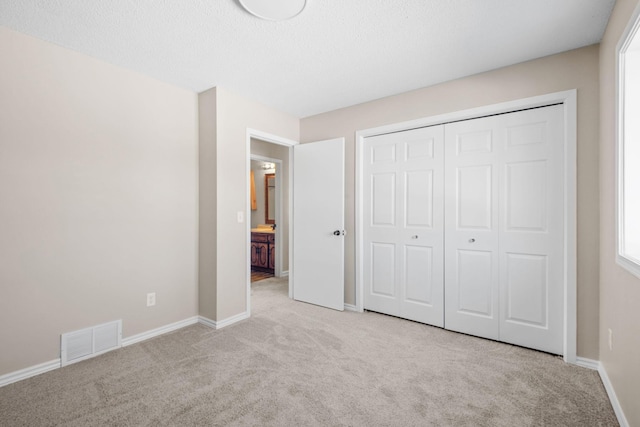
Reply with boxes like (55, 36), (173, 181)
(60, 320), (122, 366)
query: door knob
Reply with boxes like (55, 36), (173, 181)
(469, 238), (476, 243)
(333, 230), (341, 236)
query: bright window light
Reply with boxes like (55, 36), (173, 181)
(617, 3), (640, 278)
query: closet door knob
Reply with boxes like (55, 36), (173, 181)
(469, 238), (476, 243)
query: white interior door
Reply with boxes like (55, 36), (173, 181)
(363, 126), (445, 326)
(292, 138), (345, 311)
(444, 105), (564, 354)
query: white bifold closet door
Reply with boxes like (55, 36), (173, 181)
(444, 105), (564, 355)
(363, 126), (445, 326)
(363, 104), (565, 355)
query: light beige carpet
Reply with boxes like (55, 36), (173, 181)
(0, 277), (617, 426)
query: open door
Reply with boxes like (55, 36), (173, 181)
(292, 138), (345, 311)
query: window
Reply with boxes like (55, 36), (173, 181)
(617, 3), (640, 278)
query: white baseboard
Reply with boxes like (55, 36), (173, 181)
(121, 316), (198, 347)
(216, 311), (249, 329)
(198, 311), (249, 329)
(280, 270), (289, 277)
(0, 359), (60, 388)
(575, 357), (599, 370)
(198, 311), (249, 330)
(573, 357), (628, 426)
(198, 316), (217, 329)
(598, 363), (630, 427)
(344, 304), (358, 312)
(1, 316), (201, 388)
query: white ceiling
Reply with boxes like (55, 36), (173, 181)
(0, 0), (615, 118)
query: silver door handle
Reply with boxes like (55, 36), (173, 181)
(333, 230), (345, 236)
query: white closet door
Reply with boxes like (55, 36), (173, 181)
(498, 105), (564, 354)
(444, 105), (564, 354)
(363, 126), (445, 327)
(444, 115), (501, 340)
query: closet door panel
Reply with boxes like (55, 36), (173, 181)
(456, 165), (493, 230)
(405, 170), (433, 228)
(505, 160), (547, 231)
(499, 105), (564, 355)
(400, 128), (444, 326)
(371, 173), (396, 226)
(404, 245), (433, 304)
(456, 249), (494, 317)
(444, 105), (564, 355)
(364, 126), (444, 327)
(370, 242), (396, 298)
(505, 253), (547, 326)
(444, 117), (501, 340)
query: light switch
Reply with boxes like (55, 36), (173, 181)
(237, 211), (244, 223)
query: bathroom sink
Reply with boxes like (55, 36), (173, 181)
(251, 225), (275, 233)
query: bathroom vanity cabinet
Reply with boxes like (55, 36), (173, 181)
(251, 231), (275, 272)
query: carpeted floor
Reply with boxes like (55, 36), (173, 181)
(0, 277), (618, 426)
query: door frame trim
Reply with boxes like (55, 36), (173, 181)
(246, 129), (298, 314)
(354, 90), (577, 364)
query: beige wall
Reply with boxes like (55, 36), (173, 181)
(300, 45), (601, 359)
(198, 88), (218, 320)
(599, 0), (640, 424)
(0, 28), (199, 375)
(201, 88), (298, 321)
(251, 139), (291, 273)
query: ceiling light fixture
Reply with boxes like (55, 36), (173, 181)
(238, 0), (308, 21)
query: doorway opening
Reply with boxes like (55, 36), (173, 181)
(249, 156), (281, 282)
(245, 129), (297, 317)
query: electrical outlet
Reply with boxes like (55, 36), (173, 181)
(608, 328), (613, 351)
(147, 292), (156, 307)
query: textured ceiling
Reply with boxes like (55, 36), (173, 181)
(0, 0), (615, 118)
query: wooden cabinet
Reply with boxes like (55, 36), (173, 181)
(251, 241), (269, 269)
(268, 241), (276, 270)
(251, 232), (275, 272)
